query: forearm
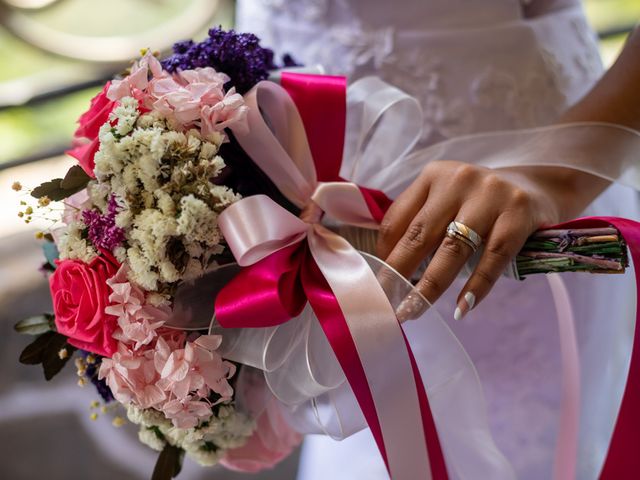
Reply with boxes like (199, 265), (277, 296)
(562, 26), (640, 129)
(501, 27), (640, 220)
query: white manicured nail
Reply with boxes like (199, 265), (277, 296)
(464, 292), (476, 310)
(454, 292), (476, 321)
(396, 293), (429, 323)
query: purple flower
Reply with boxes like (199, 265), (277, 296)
(161, 27), (299, 94)
(81, 351), (114, 402)
(282, 53), (301, 68)
(82, 196), (125, 251)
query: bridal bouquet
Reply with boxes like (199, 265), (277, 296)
(13, 27), (633, 480)
(14, 29), (302, 479)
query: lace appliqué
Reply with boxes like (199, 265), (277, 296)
(249, 1), (577, 142)
(248, 0), (593, 143)
(471, 64), (567, 128)
(260, 0), (336, 21)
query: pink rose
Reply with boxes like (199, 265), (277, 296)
(76, 82), (115, 139)
(66, 137), (100, 178)
(50, 252), (121, 357)
(66, 82), (116, 177)
(220, 398), (302, 473)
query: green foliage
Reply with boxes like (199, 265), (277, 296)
(31, 165), (90, 201)
(19, 331), (77, 381)
(152, 444), (185, 480)
(14, 314), (55, 335)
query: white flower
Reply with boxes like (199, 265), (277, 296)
(94, 125), (123, 179)
(184, 242), (204, 258)
(185, 444), (221, 466)
(138, 427), (166, 452)
(126, 209), (181, 289)
(160, 425), (189, 446)
(122, 164), (141, 195)
(87, 182), (110, 211)
(146, 292), (170, 308)
(203, 130), (225, 147)
(154, 190), (176, 216)
(57, 221), (97, 263)
(194, 406), (255, 449)
(110, 96), (140, 136)
(136, 112), (165, 130)
(186, 132), (202, 154)
(177, 195), (220, 246)
(126, 404), (171, 428)
(115, 210), (133, 229)
(158, 258), (181, 284)
(85, 96), (241, 292)
(199, 142), (220, 162)
(113, 246), (127, 263)
(210, 184), (241, 208)
(127, 246), (159, 291)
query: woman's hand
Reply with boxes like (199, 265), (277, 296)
(377, 161), (579, 320)
(378, 26), (640, 320)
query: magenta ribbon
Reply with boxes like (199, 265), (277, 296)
(215, 73), (448, 479)
(550, 217), (640, 478)
(540, 216), (640, 478)
(599, 218), (640, 479)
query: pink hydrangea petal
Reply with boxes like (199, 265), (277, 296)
(194, 334), (223, 351)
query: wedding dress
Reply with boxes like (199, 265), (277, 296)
(235, 1), (640, 479)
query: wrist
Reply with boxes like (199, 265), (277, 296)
(497, 166), (609, 222)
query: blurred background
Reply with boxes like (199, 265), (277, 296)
(0, 1), (637, 479)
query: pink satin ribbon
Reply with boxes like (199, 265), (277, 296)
(215, 74), (448, 479)
(547, 273), (580, 480)
(280, 73), (346, 183)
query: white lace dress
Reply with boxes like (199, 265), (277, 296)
(236, 1), (639, 479)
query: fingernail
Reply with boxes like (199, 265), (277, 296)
(396, 293), (429, 323)
(454, 292), (476, 321)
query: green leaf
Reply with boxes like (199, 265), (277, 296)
(31, 179), (65, 201)
(19, 331), (57, 365)
(14, 314), (55, 335)
(42, 334), (76, 381)
(60, 165), (91, 190)
(152, 445), (184, 480)
(18, 331), (76, 380)
(31, 166), (91, 201)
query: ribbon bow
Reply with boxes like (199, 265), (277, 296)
(215, 74), (447, 480)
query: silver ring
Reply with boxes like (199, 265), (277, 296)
(446, 221), (483, 252)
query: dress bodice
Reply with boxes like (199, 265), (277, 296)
(237, 0), (602, 146)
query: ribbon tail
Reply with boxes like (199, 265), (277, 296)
(300, 251), (390, 472)
(402, 330), (449, 478)
(304, 227), (448, 480)
(593, 217), (640, 478)
(546, 273), (580, 480)
(544, 216), (640, 478)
